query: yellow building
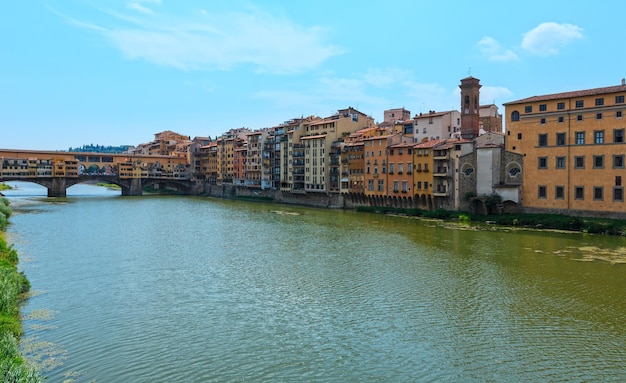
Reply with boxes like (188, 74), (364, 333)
(504, 81), (626, 217)
(413, 139), (442, 209)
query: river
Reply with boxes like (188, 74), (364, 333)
(4, 182), (626, 382)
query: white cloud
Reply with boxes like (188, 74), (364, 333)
(405, 82), (456, 113)
(362, 67), (412, 88)
(127, 0), (161, 15)
(521, 22), (583, 56)
(63, 5), (343, 74)
(477, 36), (518, 62)
(255, 69), (405, 117)
(480, 86), (513, 105)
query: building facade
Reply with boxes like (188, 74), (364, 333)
(504, 81), (626, 217)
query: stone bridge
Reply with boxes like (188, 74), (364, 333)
(0, 149), (199, 197)
(0, 174), (198, 197)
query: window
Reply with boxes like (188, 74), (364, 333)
(557, 102), (565, 110)
(556, 133), (566, 146)
(389, 163), (394, 174)
(538, 185), (547, 199)
(577, 114), (583, 121)
(555, 186), (565, 199)
(617, 176), (622, 186)
(616, 95), (625, 104)
(393, 181), (399, 192)
(558, 116), (564, 123)
(614, 129), (624, 143)
(511, 111), (520, 122)
(617, 111), (623, 118)
(575, 100), (584, 108)
(540, 118), (546, 124)
(594, 187), (604, 201)
(417, 181), (422, 189)
(398, 163), (403, 174)
(576, 132), (585, 145)
(614, 187), (624, 202)
(407, 163), (413, 174)
(525, 105), (533, 113)
(595, 98), (604, 106)
(574, 156), (585, 169)
(593, 155), (604, 168)
(597, 113), (603, 120)
(508, 167), (521, 177)
(538, 134), (548, 147)
(575, 186), (584, 200)
(402, 181), (408, 192)
(556, 156), (566, 169)
(377, 180), (384, 192)
(424, 182), (428, 190)
(368, 180), (374, 191)
(538, 157), (548, 169)
(614, 155), (624, 168)
(539, 104), (547, 111)
(594, 130), (604, 144)
(517, 133), (522, 139)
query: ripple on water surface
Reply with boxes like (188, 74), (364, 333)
(7, 190), (626, 382)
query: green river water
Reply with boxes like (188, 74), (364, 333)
(4, 182), (626, 382)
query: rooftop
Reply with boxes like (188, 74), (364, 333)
(504, 82), (626, 105)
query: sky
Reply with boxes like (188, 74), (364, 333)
(2, 0), (625, 150)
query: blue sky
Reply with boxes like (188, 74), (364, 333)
(2, 1), (623, 150)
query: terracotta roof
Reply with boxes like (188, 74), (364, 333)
(476, 143), (502, 149)
(412, 110), (455, 119)
(388, 141), (414, 148)
(361, 135), (389, 142)
(413, 139), (446, 149)
(504, 83), (626, 105)
(301, 134), (327, 140)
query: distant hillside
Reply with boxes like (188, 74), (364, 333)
(67, 144), (131, 153)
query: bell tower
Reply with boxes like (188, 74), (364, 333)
(459, 76), (481, 139)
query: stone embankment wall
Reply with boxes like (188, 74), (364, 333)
(203, 184), (365, 209)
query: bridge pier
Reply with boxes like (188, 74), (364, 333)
(121, 178), (143, 196)
(48, 177), (67, 197)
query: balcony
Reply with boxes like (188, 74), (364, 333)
(433, 168), (448, 177)
(433, 186), (448, 197)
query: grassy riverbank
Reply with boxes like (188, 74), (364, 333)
(356, 206), (626, 235)
(0, 197), (43, 382)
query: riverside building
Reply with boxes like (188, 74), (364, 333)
(504, 80), (626, 218)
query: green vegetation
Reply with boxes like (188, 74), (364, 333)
(0, 198), (43, 382)
(0, 184), (12, 192)
(67, 144), (130, 153)
(233, 195), (274, 202)
(356, 205), (626, 235)
(96, 183), (121, 189)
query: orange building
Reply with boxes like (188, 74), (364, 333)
(504, 80), (626, 217)
(386, 140), (414, 205)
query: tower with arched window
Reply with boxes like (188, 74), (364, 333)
(459, 76), (482, 139)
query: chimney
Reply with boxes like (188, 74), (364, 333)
(622, 78), (625, 86)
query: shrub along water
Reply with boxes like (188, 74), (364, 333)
(355, 205), (626, 235)
(0, 198), (43, 382)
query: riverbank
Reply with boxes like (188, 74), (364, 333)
(356, 206), (626, 235)
(0, 197), (42, 382)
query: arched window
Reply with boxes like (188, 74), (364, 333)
(511, 111), (520, 122)
(507, 162), (522, 177)
(462, 165), (474, 176)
